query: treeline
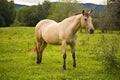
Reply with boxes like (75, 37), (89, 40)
(0, 0), (15, 27)
(99, 0), (120, 32)
(13, 1), (82, 26)
(0, 0), (120, 32)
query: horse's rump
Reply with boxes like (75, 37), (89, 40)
(35, 19), (61, 44)
(35, 19), (57, 33)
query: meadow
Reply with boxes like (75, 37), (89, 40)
(0, 27), (120, 80)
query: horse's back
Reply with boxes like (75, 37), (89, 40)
(35, 19), (56, 31)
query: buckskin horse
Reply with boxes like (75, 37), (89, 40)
(33, 10), (94, 70)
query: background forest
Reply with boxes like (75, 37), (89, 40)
(0, 0), (120, 32)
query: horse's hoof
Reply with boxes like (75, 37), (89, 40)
(36, 61), (41, 64)
(63, 66), (66, 70)
(73, 64), (76, 68)
(63, 68), (66, 70)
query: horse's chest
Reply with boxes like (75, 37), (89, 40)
(66, 35), (77, 44)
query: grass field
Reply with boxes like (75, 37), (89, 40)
(0, 27), (120, 80)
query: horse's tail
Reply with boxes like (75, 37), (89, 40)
(29, 43), (37, 56)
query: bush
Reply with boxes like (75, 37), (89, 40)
(93, 35), (120, 71)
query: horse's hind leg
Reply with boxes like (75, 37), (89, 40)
(36, 41), (47, 64)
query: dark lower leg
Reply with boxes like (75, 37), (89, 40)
(37, 53), (40, 64)
(39, 51), (42, 63)
(72, 53), (76, 67)
(63, 53), (66, 70)
(37, 52), (42, 64)
(36, 41), (47, 64)
(36, 47), (42, 64)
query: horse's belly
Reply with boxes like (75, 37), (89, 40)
(43, 36), (61, 45)
(42, 27), (61, 45)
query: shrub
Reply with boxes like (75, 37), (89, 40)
(93, 35), (120, 71)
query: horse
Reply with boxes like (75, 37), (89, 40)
(34, 10), (94, 70)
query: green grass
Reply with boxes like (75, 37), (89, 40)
(0, 27), (120, 80)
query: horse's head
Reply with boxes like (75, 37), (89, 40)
(80, 10), (94, 34)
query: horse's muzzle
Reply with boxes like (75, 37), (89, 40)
(90, 29), (94, 34)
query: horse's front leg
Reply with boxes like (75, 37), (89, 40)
(62, 41), (67, 70)
(70, 42), (76, 68)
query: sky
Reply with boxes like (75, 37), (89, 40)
(10, 0), (107, 5)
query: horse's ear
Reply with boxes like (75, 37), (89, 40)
(82, 10), (85, 15)
(88, 9), (93, 14)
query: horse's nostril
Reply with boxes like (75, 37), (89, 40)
(90, 29), (94, 34)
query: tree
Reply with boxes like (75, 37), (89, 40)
(15, 6), (38, 26)
(0, 0), (16, 27)
(107, 0), (116, 31)
(14, 1), (51, 26)
(113, 0), (120, 30)
(36, 1), (50, 21)
(48, 2), (82, 22)
(98, 0), (120, 33)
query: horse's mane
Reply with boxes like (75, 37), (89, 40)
(73, 12), (89, 17)
(62, 12), (82, 21)
(68, 12), (81, 18)
(74, 12), (81, 15)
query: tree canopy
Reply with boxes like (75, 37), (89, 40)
(0, 0), (16, 27)
(14, 1), (50, 26)
(14, 1), (82, 26)
(48, 2), (82, 22)
(98, 0), (120, 32)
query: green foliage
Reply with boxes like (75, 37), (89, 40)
(14, 1), (82, 26)
(15, 6), (38, 26)
(107, 0), (120, 30)
(14, 1), (50, 26)
(99, 0), (120, 32)
(91, 12), (99, 29)
(93, 35), (120, 71)
(48, 2), (82, 22)
(0, 27), (120, 80)
(0, 0), (16, 27)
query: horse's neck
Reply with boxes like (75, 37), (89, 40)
(63, 14), (82, 34)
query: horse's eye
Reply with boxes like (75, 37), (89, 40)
(84, 19), (87, 21)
